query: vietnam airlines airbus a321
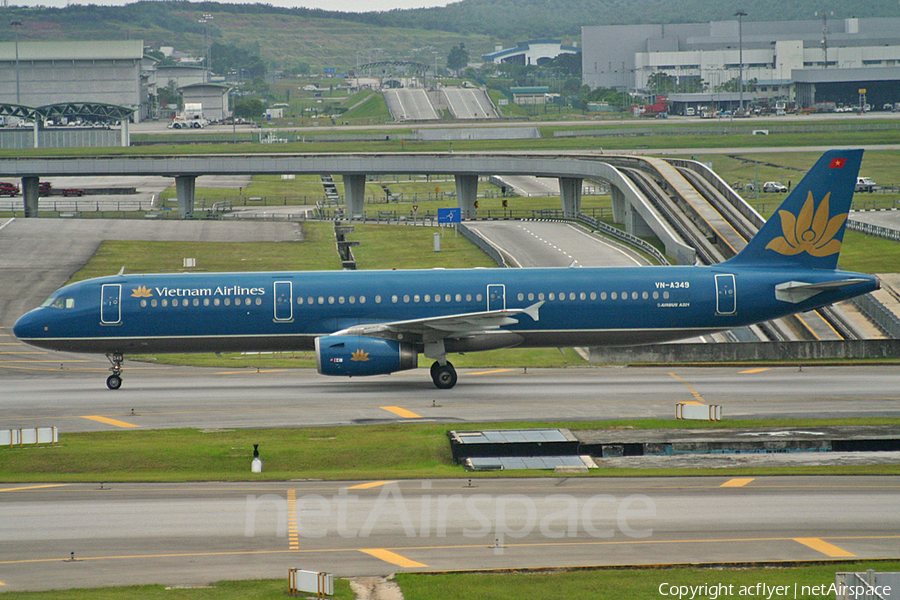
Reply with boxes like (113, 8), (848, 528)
(14, 149), (879, 390)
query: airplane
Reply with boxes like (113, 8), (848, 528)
(14, 149), (879, 390)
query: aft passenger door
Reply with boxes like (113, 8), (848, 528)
(274, 281), (293, 322)
(715, 274), (736, 315)
(487, 284), (506, 312)
(100, 284), (122, 325)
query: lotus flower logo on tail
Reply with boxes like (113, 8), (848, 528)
(131, 286), (153, 298)
(765, 191), (847, 257)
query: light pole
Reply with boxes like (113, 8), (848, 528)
(11, 20), (21, 104)
(198, 13), (213, 82)
(735, 10), (747, 114)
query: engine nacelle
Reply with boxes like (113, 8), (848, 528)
(315, 335), (418, 377)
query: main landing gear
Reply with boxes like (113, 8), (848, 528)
(106, 353), (124, 390)
(430, 360), (457, 390)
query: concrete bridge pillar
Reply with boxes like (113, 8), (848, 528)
(624, 201), (654, 237)
(611, 185), (627, 224)
(21, 176), (40, 218)
(559, 177), (582, 217)
(175, 175), (196, 219)
(455, 174), (478, 218)
(343, 174), (366, 218)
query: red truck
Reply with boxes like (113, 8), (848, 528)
(0, 182), (20, 197)
(632, 94), (669, 118)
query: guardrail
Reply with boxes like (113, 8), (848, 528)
(457, 223), (507, 267)
(575, 213), (669, 265)
(847, 219), (900, 242)
(850, 293), (900, 339)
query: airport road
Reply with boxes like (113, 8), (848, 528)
(0, 363), (899, 432)
(1, 477), (898, 591)
(467, 221), (649, 267)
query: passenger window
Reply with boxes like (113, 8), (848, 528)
(569, 292), (576, 301)
(318, 296), (325, 304)
(465, 294), (472, 302)
(162, 299), (169, 307)
(255, 298), (262, 306)
(549, 293), (555, 301)
(297, 297), (304, 305)
(403, 295), (410, 303)
(214, 298), (220, 306)
(601, 292), (607, 300)
(223, 298), (230, 306)
(193, 298), (200, 307)
(517, 293), (524, 301)
(476, 294), (482, 302)
(349, 296), (356, 304)
(632, 292), (638, 300)
(414, 295), (420, 303)
(151, 299), (158, 307)
(445, 294), (451, 302)
(653, 292), (659, 300)
(580, 292), (586, 300)
(455, 294), (462, 302)
(642, 292), (649, 300)
(663, 291), (670, 299)
(538, 293), (545, 300)
(339, 296), (345, 304)
(590, 292), (597, 300)
(528, 293), (534, 301)
(328, 296), (335, 304)
(140, 300), (147, 308)
(234, 298), (241, 306)
(611, 292), (617, 300)
(308, 297), (314, 305)
(392, 295), (398, 303)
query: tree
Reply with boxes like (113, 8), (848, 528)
(647, 71), (676, 95)
(234, 98), (264, 121)
(446, 43), (469, 74)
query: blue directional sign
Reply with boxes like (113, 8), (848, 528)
(438, 207), (461, 224)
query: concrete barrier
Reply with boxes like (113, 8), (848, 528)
(589, 340), (900, 364)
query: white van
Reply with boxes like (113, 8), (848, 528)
(855, 177), (878, 193)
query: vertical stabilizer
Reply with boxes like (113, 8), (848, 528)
(725, 149), (862, 270)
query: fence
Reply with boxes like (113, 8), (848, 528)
(848, 219), (900, 242)
(1, 427), (57, 446)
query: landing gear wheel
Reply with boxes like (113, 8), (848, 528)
(431, 361), (457, 390)
(106, 352), (124, 390)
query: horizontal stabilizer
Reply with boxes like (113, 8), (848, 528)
(775, 278), (870, 303)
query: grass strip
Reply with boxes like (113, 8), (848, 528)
(2, 418), (898, 483)
(0, 578), (354, 600)
(396, 561), (900, 600)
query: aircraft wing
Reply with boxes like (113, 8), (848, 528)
(332, 301), (544, 343)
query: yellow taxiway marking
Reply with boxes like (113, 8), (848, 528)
(346, 481), (398, 490)
(668, 372), (706, 403)
(740, 368), (771, 374)
(359, 548), (428, 568)
(381, 406), (422, 419)
(793, 538), (856, 557)
(468, 368), (516, 376)
(720, 478), (755, 488)
(80, 415), (140, 428)
(287, 489), (299, 550)
(0, 484), (68, 493)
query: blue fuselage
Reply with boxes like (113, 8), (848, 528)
(13, 264), (879, 355)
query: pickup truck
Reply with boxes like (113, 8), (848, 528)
(0, 182), (20, 196)
(855, 177), (878, 193)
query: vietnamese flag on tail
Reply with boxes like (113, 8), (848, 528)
(829, 157), (847, 168)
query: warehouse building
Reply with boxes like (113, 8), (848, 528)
(582, 17), (900, 108)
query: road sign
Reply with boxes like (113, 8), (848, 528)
(438, 207), (461, 224)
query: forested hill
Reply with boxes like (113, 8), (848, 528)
(4, 0), (899, 43)
(358, 0), (900, 38)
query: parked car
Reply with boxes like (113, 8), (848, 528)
(59, 188), (86, 197)
(855, 177), (878, 193)
(762, 181), (788, 193)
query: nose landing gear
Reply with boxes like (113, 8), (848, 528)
(106, 353), (124, 390)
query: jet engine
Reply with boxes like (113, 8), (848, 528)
(315, 335), (418, 377)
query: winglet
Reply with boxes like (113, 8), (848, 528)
(725, 149), (862, 270)
(523, 300), (544, 322)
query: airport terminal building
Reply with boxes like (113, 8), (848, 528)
(582, 17), (900, 108)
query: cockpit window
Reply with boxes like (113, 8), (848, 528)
(44, 297), (75, 309)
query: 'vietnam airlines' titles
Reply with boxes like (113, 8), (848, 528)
(139, 286), (267, 298)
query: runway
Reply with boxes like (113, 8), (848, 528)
(1, 477), (898, 591)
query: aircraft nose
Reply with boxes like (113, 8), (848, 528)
(13, 309), (45, 341)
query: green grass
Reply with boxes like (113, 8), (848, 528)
(2, 418), (898, 483)
(839, 230), (900, 273)
(0, 578), (355, 600)
(395, 561), (900, 600)
(65, 222), (341, 284)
